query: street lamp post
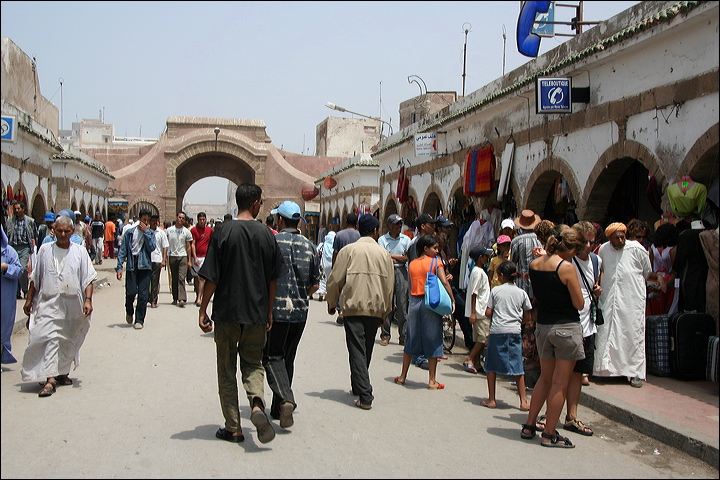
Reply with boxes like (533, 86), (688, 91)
(325, 102), (394, 136)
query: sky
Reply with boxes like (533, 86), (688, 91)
(1, 1), (639, 204)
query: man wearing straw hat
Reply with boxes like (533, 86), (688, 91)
(510, 210), (542, 374)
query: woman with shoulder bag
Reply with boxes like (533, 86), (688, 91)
(521, 225), (586, 448)
(394, 235), (454, 390)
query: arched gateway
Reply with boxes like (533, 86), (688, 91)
(87, 117), (331, 225)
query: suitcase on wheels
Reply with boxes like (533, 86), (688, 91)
(669, 312), (716, 379)
(646, 315), (672, 376)
(707, 336), (719, 383)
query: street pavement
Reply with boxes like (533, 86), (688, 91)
(1, 258), (717, 478)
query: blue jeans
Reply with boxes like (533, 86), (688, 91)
(125, 268), (152, 324)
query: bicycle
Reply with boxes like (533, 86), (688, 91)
(442, 314), (456, 353)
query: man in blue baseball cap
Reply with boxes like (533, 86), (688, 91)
(270, 201), (307, 224)
(263, 200), (319, 428)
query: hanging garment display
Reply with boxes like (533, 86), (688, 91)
(464, 144), (496, 197)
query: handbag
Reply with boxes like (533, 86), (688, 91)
(424, 257), (453, 316)
(573, 256), (604, 325)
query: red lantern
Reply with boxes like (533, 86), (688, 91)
(324, 176), (337, 190)
(302, 183), (320, 201)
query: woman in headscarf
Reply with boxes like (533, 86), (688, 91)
(316, 230), (336, 302)
(1, 225), (23, 367)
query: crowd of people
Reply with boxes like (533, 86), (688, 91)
(1, 180), (718, 449)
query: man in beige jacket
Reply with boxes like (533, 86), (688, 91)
(326, 213), (394, 410)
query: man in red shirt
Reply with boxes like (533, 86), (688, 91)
(190, 212), (213, 307)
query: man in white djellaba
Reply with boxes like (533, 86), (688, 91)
(21, 215), (97, 397)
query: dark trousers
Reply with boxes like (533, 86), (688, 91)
(125, 268), (152, 325)
(262, 321), (306, 417)
(344, 315), (381, 406)
(150, 262), (162, 304)
(381, 268), (408, 342)
(168, 256), (188, 302)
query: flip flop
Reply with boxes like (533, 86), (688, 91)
(463, 362), (478, 373)
(480, 400), (497, 408)
(393, 376), (405, 385)
(428, 383), (445, 390)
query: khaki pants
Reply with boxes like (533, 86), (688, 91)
(214, 322), (267, 432)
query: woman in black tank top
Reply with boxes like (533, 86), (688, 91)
(521, 226), (586, 448)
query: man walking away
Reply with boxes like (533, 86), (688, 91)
(264, 201), (320, 428)
(198, 183), (288, 444)
(115, 209), (156, 330)
(331, 212), (360, 324)
(90, 212), (105, 265)
(326, 214), (394, 410)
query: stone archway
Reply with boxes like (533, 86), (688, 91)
(681, 123), (719, 187)
(523, 155), (581, 220)
(30, 191), (45, 225)
(168, 137), (265, 217)
(582, 140), (663, 222)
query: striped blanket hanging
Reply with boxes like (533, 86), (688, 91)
(464, 144), (496, 197)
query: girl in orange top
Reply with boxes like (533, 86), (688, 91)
(394, 235), (454, 390)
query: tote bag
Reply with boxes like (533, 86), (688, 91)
(424, 257), (453, 316)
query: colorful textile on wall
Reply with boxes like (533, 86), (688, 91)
(396, 166), (409, 203)
(464, 145), (496, 197)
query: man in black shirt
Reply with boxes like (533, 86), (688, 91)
(198, 183), (288, 444)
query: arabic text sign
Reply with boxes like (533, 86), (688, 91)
(414, 132), (437, 156)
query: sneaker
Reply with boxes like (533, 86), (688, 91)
(379, 338), (390, 346)
(399, 339), (405, 346)
(317, 295), (324, 302)
(336, 316), (344, 325)
(279, 402), (294, 428)
(251, 409), (276, 444)
(126, 314), (133, 324)
(630, 377), (643, 388)
(178, 300), (186, 308)
(134, 323), (143, 330)
(418, 359), (429, 370)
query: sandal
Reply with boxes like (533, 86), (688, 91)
(541, 431), (575, 448)
(393, 376), (405, 385)
(38, 380), (57, 397)
(563, 417), (594, 436)
(536, 414), (547, 431)
(463, 362), (478, 374)
(56, 375), (72, 386)
(521, 424), (541, 439)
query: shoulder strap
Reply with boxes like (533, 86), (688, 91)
(573, 256), (598, 308)
(589, 253), (599, 282)
(555, 259), (564, 272)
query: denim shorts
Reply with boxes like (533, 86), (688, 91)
(535, 322), (585, 361)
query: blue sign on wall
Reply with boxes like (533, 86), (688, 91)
(536, 77), (572, 114)
(1, 115), (17, 142)
(532, 1), (555, 37)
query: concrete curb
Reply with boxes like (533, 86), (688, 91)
(579, 387), (719, 469)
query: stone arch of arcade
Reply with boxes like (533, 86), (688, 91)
(165, 138), (266, 217)
(523, 155), (581, 221)
(581, 140), (663, 223)
(680, 123), (719, 189)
